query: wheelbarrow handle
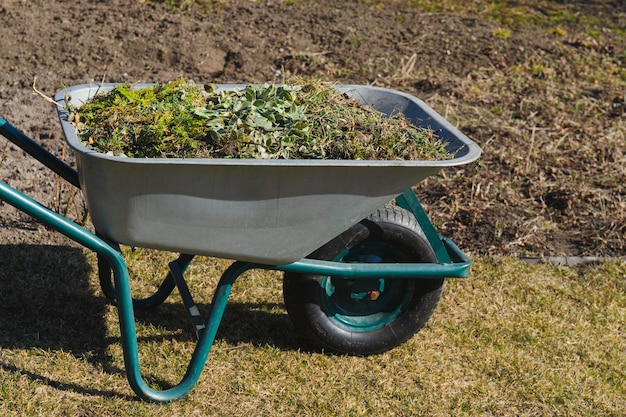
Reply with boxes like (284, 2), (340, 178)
(0, 178), (224, 402)
(0, 117), (81, 189)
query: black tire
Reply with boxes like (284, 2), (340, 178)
(283, 204), (444, 355)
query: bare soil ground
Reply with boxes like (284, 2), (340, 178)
(1, 0), (624, 258)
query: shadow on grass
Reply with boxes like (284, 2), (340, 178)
(0, 244), (134, 400)
(0, 244), (105, 354)
(0, 245), (306, 398)
(133, 300), (302, 352)
(0, 362), (135, 400)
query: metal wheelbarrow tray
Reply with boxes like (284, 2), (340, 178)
(58, 83), (480, 264)
(0, 83), (480, 402)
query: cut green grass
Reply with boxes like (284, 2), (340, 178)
(73, 78), (449, 161)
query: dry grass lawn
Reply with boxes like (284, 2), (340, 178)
(0, 247), (624, 416)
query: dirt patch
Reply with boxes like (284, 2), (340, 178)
(1, 0), (624, 258)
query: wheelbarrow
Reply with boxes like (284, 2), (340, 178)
(0, 83), (481, 402)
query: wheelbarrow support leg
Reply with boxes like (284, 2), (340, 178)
(169, 257), (206, 337)
(396, 189), (451, 264)
(97, 249), (194, 310)
(115, 261), (254, 402)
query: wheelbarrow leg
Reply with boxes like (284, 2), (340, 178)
(112, 260), (254, 402)
(97, 246), (195, 310)
(395, 189), (451, 264)
(100, 248), (213, 338)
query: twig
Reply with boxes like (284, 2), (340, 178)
(32, 76), (64, 108)
(525, 125), (536, 174)
(400, 53), (417, 78)
(94, 73), (107, 97)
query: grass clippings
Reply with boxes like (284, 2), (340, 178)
(72, 78), (449, 161)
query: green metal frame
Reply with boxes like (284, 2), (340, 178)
(1, 116), (472, 402)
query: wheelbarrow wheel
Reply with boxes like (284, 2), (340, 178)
(283, 204), (444, 355)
